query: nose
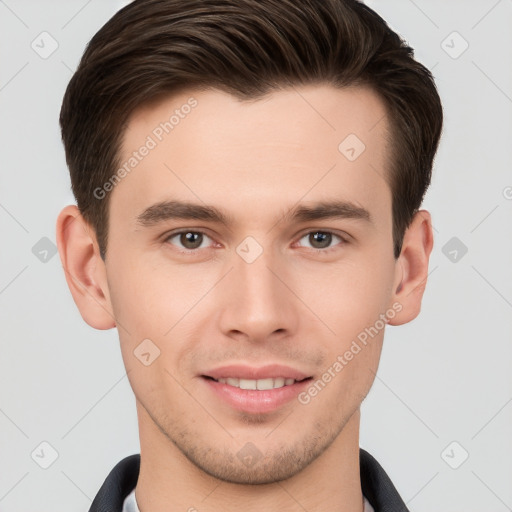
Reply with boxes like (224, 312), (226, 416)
(217, 242), (300, 344)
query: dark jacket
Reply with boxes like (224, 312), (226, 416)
(89, 448), (410, 512)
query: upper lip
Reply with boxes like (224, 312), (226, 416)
(202, 364), (311, 381)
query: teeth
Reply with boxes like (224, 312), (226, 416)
(240, 378), (257, 390)
(216, 377), (298, 390)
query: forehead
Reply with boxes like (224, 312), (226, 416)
(125, 83), (389, 153)
(113, 84), (391, 227)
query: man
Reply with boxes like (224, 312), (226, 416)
(56, 0), (443, 510)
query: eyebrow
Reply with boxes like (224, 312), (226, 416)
(135, 199), (372, 227)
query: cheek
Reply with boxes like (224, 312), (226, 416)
(295, 257), (395, 341)
(107, 259), (210, 385)
(107, 253), (207, 335)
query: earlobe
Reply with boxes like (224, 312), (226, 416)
(388, 210), (434, 326)
(56, 205), (116, 330)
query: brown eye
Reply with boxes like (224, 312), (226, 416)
(179, 232), (203, 249)
(309, 231), (332, 249)
(165, 231), (212, 251)
(297, 231), (346, 252)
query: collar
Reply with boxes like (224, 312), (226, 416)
(89, 448), (409, 512)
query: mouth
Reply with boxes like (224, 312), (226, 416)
(200, 365), (314, 414)
(202, 375), (312, 390)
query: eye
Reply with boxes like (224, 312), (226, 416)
(162, 229), (348, 255)
(164, 230), (215, 252)
(295, 230), (347, 252)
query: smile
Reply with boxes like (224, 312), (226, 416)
(207, 376), (308, 390)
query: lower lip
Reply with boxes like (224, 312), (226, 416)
(202, 377), (312, 414)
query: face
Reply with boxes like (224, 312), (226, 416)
(103, 84), (400, 483)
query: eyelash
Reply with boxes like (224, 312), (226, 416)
(162, 229), (349, 256)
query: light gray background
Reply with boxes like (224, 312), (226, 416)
(1, 0), (511, 511)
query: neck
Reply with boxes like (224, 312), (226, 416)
(134, 402), (364, 512)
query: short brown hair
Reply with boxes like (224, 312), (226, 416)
(60, 0), (443, 260)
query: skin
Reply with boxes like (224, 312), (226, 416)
(56, 84), (433, 512)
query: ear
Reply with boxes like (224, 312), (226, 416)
(55, 205), (116, 330)
(388, 209), (434, 325)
